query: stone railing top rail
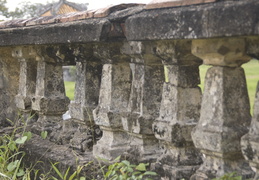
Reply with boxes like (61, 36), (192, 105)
(0, 0), (258, 46)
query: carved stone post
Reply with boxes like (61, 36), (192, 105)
(93, 43), (131, 160)
(66, 45), (103, 151)
(151, 40), (202, 179)
(191, 38), (254, 179)
(241, 81), (259, 179)
(12, 47), (37, 122)
(241, 37), (259, 179)
(31, 46), (70, 138)
(121, 41), (164, 162)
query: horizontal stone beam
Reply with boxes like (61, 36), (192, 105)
(0, 19), (111, 46)
(126, 0), (259, 41)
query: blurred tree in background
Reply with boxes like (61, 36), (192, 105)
(0, 0), (46, 20)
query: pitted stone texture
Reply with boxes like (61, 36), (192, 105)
(126, 1), (259, 41)
(32, 61), (69, 114)
(93, 63), (131, 160)
(0, 48), (20, 126)
(94, 3), (144, 18)
(154, 40), (202, 66)
(191, 66), (253, 179)
(241, 81), (259, 179)
(164, 65), (200, 88)
(69, 61), (102, 124)
(93, 128), (129, 160)
(123, 62), (164, 162)
(13, 47), (37, 110)
(93, 63), (131, 128)
(152, 63), (202, 179)
(145, 0), (216, 10)
(153, 84), (201, 144)
(192, 38), (251, 67)
(60, 119), (102, 152)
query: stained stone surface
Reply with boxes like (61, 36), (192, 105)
(192, 38), (251, 67)
(13, 47), (37, 111)
(191, 66), (253, 179)
(0, 47), (20, 126)
(241, 81), (259, 179)
(69, 61), (102, 124)
(93, 62), (132, 160)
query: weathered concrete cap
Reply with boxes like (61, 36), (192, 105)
(94, 3), (144, 18)
(145, 0), (217, 9)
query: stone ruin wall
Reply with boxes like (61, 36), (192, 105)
(0, 0), (259, 179)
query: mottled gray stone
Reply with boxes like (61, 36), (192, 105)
(12, 47), (37, 111)
(152, 64), (202, 179)
(31, 48), (69, 137)
(0, 47), (20, 126)
(93, 62), (131, 160)
(126, 0), (259, 41)
(0, 19), (111, 46)
(124, 62), (164, 162)
(69, 61), (102, 124)
(241, 81), (259, 179)
(192, 38), (251, 67)
(121, 41), (164, 162)
(191, 66), (253, 179)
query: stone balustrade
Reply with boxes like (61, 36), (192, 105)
(0, 0), (259, 179)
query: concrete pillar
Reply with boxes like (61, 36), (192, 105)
(93, 43), (131, 160)
(191, 38), (254, 179)
(31, 46), (70, 137)
(12, 47), (37, 122)
(120, 41), (164, 163)
(149, 40), (202, 179)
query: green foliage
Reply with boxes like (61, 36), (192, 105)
(100, 156), (157, 180)
(41, 131), (48, 140)
(0, 128), (31, 180)
(212, 172), (242, 180)
(50, 161), (90, 180)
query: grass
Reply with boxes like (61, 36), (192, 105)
(64, 81), (75, 100)
(64, 59), (259, 114)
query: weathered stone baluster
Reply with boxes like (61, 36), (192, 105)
(151, 40), (202, 179)
(12, 47), (37, 122)
(241, 81), (259, 179)
(66, 45), (102, 151)
(121, 41), (164, 162)
(241, 38), (259, 179)
(93, 43), (131, 160)
(31, 46), (70, 137)
(191, 38), (254, 179)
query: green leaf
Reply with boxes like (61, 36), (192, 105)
(79, 177), (86, 180)
(50, 162), (63, 179)
(63, 167), (70, 180)
(7, 160), (19, 172)
(121, 160), (130, 166)
(23, 132), (32, 141)
(68, 171), (77, 180)
(135, 163), (146, 171)
(17, 168), (25, 177)
(41, 131), (48, 139)
(114, 156), (121, 162)
(8, 141), (17, 151)
(15, 136), (27, 144)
